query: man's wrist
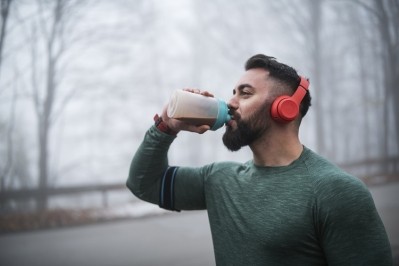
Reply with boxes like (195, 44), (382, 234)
(154, 114), (178, 135)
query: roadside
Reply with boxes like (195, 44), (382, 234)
(0, 211), (215, 266)
(0, 201), (167, 234)
(1, 182), (398, 264)
(369, 182), (399, 264)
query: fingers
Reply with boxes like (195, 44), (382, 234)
(182, 88), (214, 98)
(187, 124), (211, 134)
(175, 121), (210, 134)
(200, 90), (214, 97)
(162, 114), (210, 134)
(182, 88), (200, 93)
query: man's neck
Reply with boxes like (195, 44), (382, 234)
(250, 128), (303, 167)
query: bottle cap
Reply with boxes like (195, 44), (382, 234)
(211, 100), (231, 130)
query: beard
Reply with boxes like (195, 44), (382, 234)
(223, 101), (271, 152)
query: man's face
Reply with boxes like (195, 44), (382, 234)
(223, 68), (274, 151)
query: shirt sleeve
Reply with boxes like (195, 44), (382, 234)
(126, 126), (209, 211)
(173, 166), (209, 210)
(315, 175), (393, 265)
(126, 126), (176, 205)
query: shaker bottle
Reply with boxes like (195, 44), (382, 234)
(167, 89), (231, 131)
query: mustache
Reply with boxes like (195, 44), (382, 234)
(228, 109), (241, 121)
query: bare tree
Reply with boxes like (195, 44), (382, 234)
(27, 0), (86, 210)
(346, 0), (399, 166)
(308, 0), (326, 156)
(373, 0), (399, 156)
(268, 0), (328, 155)
(353, 7), (372, 160)
(0, 73), (16, 192)
(0, 0), (12, 76)
(0, 0), (14, 198)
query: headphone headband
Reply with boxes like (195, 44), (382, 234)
(291, 76), (309, 103)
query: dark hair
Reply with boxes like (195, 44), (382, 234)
(245, 54), (311, 120)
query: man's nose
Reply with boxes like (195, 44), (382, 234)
(228, 96), (239, 111)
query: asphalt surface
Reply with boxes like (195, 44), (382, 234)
(0, 210), (214, 266)
(0, 182), (398, 266)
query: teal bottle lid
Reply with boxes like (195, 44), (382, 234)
(211, 100), (232, 131)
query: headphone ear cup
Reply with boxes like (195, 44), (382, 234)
(271, 96), (299, 122)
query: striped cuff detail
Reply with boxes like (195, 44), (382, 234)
(159, 166), (180, 212)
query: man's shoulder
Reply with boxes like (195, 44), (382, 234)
(302, 147), (367, 191)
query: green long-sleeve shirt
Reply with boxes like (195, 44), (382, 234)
(127, 126), (392, 265)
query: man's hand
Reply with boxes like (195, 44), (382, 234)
(161, 88), (214, 134)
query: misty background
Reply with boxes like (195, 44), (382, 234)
(0, 0), (398, 218)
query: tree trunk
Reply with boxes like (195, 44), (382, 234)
(0, 0), (12, 75)
(36, 0), (61, 211)
(374, 0), (399, 157)
(37, 118), (49, 210)
(309, 0), (325, 156)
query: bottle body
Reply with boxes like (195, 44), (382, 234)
(167, 90), (231, 131)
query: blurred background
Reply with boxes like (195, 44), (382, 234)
(0, 0), (398, 265)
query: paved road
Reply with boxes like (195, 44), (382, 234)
(370, 182), (399, 252)
(0, 211), (214, 266)
(0, 183), (398, 266)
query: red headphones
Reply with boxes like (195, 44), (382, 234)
(270, 76), (310, 122)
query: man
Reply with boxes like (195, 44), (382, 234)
(127, 54), (392, 265)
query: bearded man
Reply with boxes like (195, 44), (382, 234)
(127, 54), (392, 265)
